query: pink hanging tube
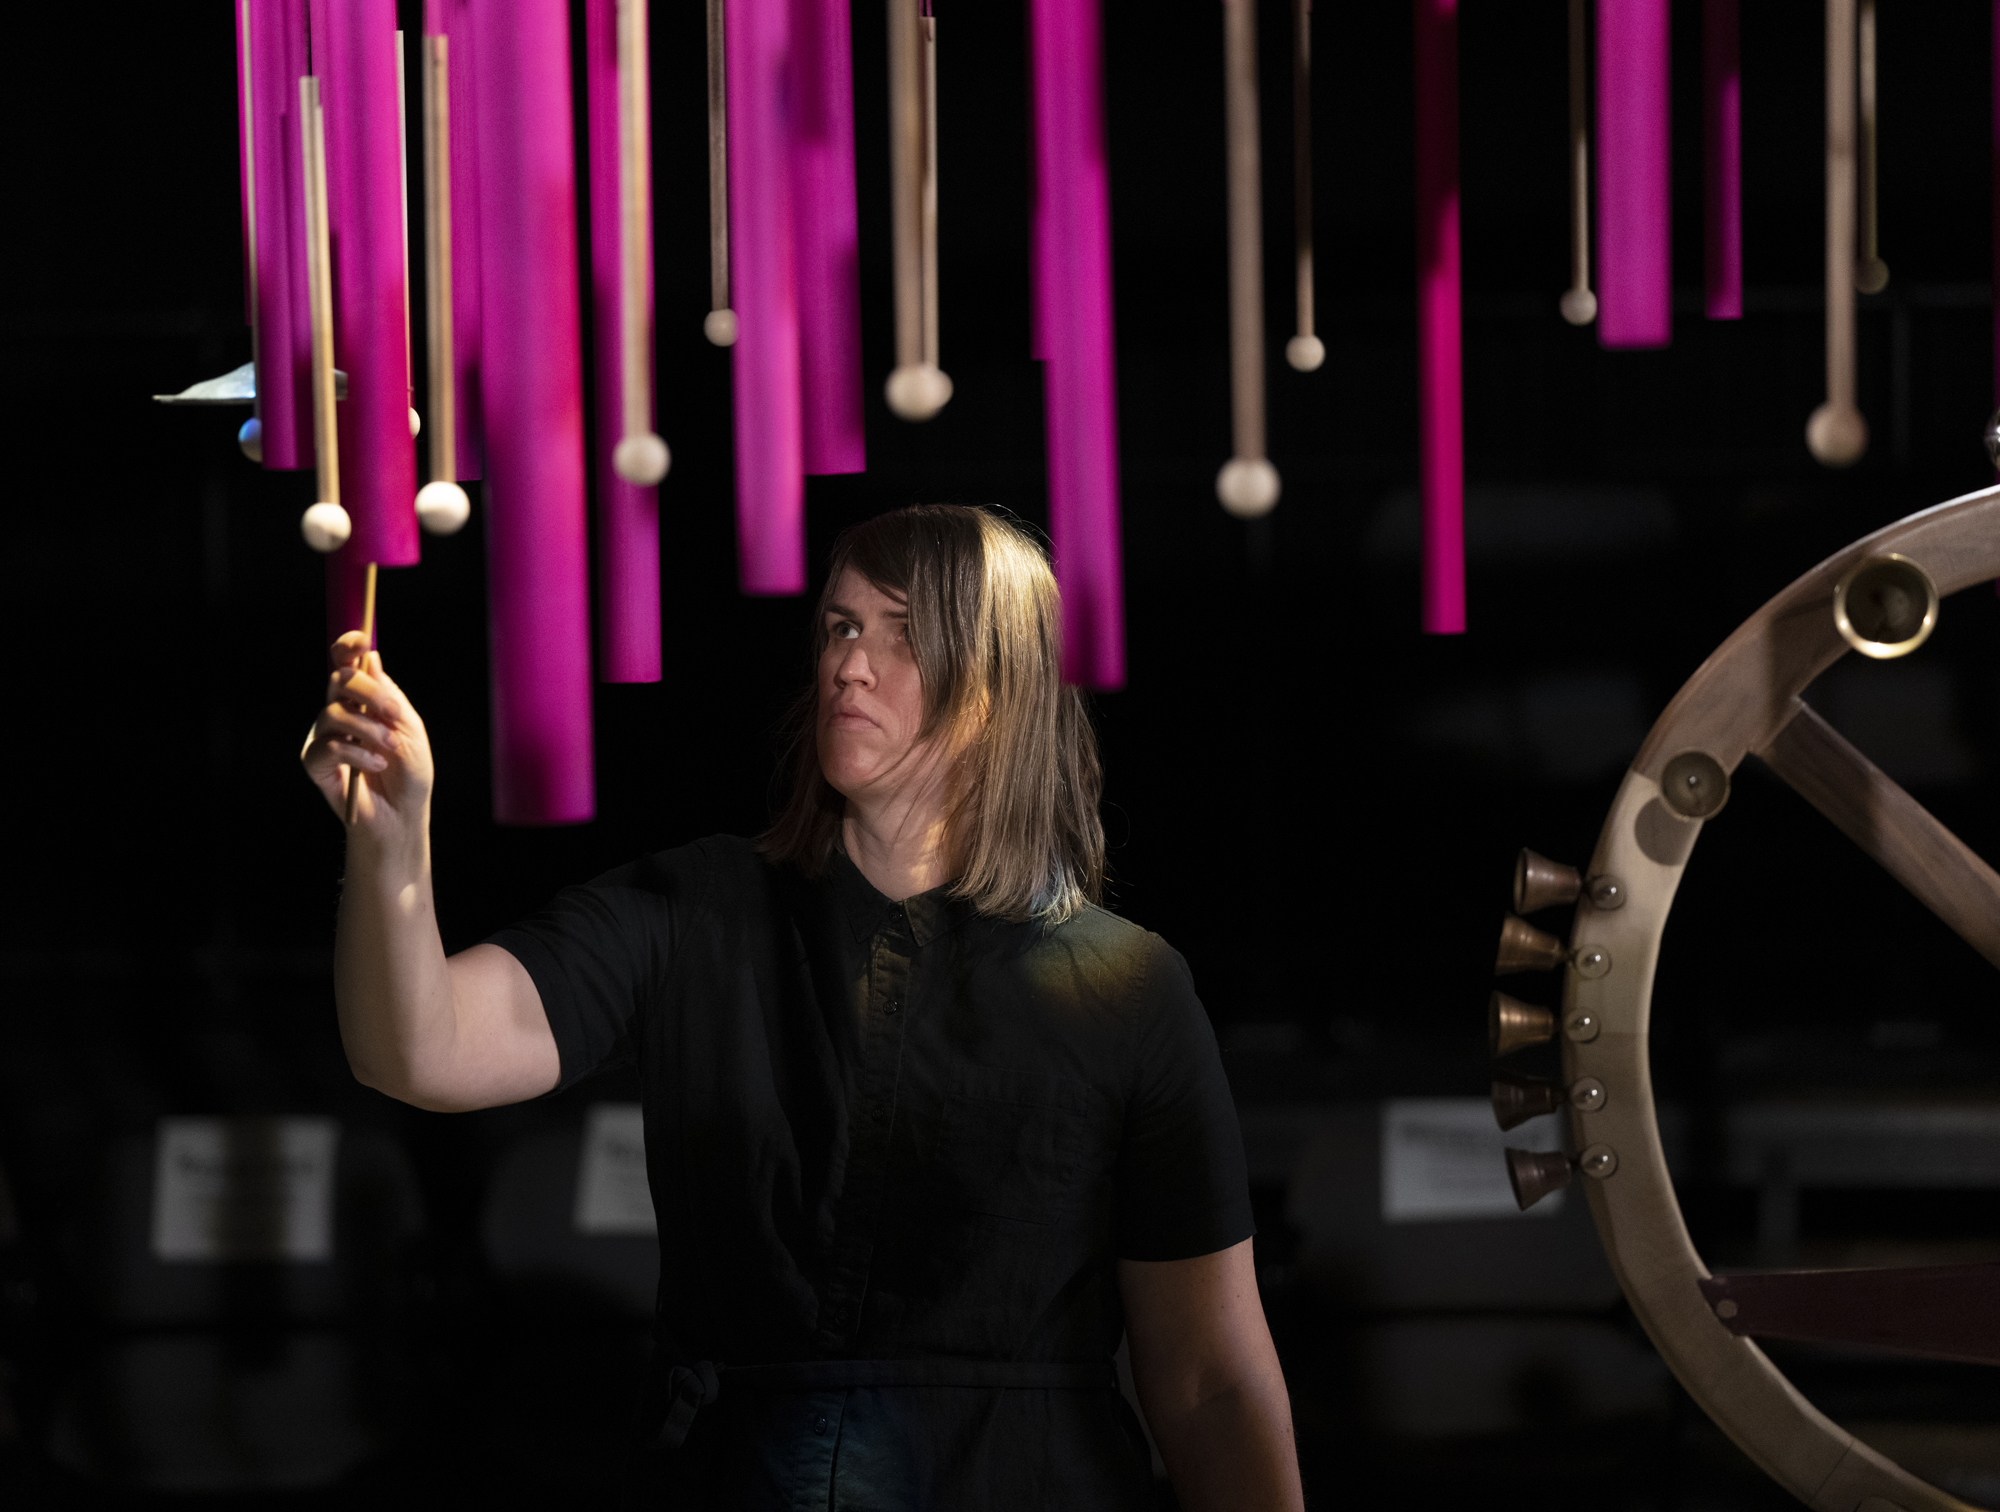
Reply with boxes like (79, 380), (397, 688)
(1993, 0), (2000, 416)
(729, 0), (806, 594)
(425, 0), (485, 481)
(790, 0), (866, 475)
(1029, 0), (1125, 689)
(1595, 0), (1671, 348)
(310, 0), (418, 570)
(585, 0), (661, 682)
(474, 0), (595, 823)
(244, 0), (314, 471)
(1415, 0), (1463, 636)
(1704, 0), (1742, 319)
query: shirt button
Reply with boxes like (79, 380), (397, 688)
(814, 1416), (829, 1436)
(885, 998), (901, 1015)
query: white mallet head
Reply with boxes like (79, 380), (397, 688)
(704, 308), (738, 347)
(301, 501), (353, 553)
(1285, 335), (1325, 372)
(409, 407), (422, 439)
(416, 480), (472, 535)
(238, 416), (263, 462)
(613, 432), (671, 486)
(1216, 457), (1281, 519)
(1559, 288), (1598, 326)
(1806, 403), (1869, 467)
(885, 364), (954, 421)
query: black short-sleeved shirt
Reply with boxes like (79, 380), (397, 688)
(488, 835), (1254, 1508)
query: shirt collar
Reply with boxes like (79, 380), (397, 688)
(828, 847), (955, 948)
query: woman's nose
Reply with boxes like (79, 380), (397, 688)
(835, 644), (874, 686)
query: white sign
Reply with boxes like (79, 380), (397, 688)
(574, 1103), (656, 1236)
(1381, 1097), (1564, 1223)
(151, 1117), (339, 1262)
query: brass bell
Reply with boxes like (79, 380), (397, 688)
(1833, 552), (1938, 660)
(1513, 849), (1581, 914)
(1489, 991), (1556, 1058)
(1491, 1075), (1563, 1131)
(1496, 915), (1566, 975)
(1505, 1147), (1574, 1210)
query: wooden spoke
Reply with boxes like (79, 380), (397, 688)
(1703, 1263), (2000, 1367)
(1758, 699), (2000, 971)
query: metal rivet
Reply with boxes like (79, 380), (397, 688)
(1587, 875), (1626, 910)
(1569, 1077), (1606, 1112)
(1580, 1143), (1618, 1179)
(1564, 1011), (1601, 1044)
(1572, 946), (1612, 980)
(1715, 1299), (1738, 1320)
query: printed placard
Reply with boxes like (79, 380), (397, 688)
(574, 1103), (656, 1236)
(151, 1117), (339, 1261)
(1380, 1097), (1564, 1223)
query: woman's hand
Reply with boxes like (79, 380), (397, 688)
(301, 632), (435, 836)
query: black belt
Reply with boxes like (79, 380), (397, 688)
(656, 1358), (1117, 1450)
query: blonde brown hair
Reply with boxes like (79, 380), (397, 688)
(760, 505), (1105, 923)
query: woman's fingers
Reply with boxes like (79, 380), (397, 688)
(315, 700), (398, 755)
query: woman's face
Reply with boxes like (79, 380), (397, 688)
(817, 569), (935, 803)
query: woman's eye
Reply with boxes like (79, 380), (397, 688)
(831, 621), (858, 640)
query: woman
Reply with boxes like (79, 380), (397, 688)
(303, 505), (1303, 1509)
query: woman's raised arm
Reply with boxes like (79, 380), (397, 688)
(303, 632), (560, 1111)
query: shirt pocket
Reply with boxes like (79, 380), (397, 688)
(930, 1066), (1099, 1224)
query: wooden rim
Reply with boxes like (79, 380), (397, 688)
(1562, 484), (2000, 1512)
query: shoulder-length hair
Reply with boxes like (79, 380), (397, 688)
(760, 504), (1105, 923)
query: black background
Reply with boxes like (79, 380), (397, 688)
(8, 0), (2000, 1506)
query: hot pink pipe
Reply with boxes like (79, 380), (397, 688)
(1704, 0), (1742, 320)
(729, 0), (806, 594)
(245, 0), (313, 470)
(585, 0), (661, 683)
(1415, 0), (1463, 636)
(1596, 0), (1671, 348)
(1029, 0), (1124, 690)
(475, 0), (595, 823)
(425, 0), (484, 481)
(235, 1), (253, 329)
(310, 0), (418, 567)
(1993, 0), (2000, 415)
(790, 0), (865, 476)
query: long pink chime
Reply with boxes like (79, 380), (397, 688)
(791, 0), (866, 473)
(585, 0), (666, 682)
(1415, 0), (1462, 635)
(1704, 0), (1741, 320)
(240, 0), (314, 470)
(1595, 0), (1670, 348)
(309, 0), (419, 644)
(1030, 0), (1124, 688)
(426, 0), (484, 483)
(1989, 0), (2000, 474)
(728, 0), (805, 594)
(474, 0), (595, 822)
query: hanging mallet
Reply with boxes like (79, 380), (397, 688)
(1559, 0), (1596, 324)
(613, 0), (671, 484)
(1216, 0), (1280, 518)
(884, 0), (951, 420)
(1807, 0), (1868, 466)
(1284, 0), (1323, 371)
(1854, 0), (1888, 295)
(415, 32), (471, 534)
(704, 0), (737, 346)
(298, 77), (353, 554)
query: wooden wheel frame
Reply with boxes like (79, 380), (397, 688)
(1557, 485), (2000, 1512)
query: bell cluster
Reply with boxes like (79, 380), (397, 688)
(1488, 848), (1623, 1212)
